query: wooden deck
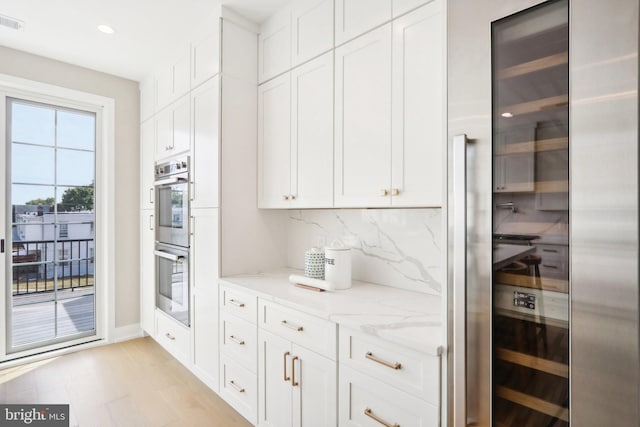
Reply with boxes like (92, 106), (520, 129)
(11, 287), (95, 347)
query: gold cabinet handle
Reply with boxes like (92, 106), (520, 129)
(283, 351), (290, 382)
(149, 214), (154, 231)
(229, 380), (245, 393)
(364, 408), (399, 427)
(380, 189), (389, 197)
(365, 352), (401, 370)
(291, 356), (299, 387)
(281, 320), (303, 332)
(228, 335), (245, 345)
(165, 333), (175, 341)
(149, 188), (154, 204)
(391, 188), (400, 196)
(228, 299), (245, 308)
(290, 194), (296, 200)
(282, 195), (290, 200)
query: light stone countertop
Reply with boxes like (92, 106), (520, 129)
(219, 269), (444, 356)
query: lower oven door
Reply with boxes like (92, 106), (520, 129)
(155, 244), (190, 327)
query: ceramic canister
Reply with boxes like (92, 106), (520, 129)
(324, 240), (352, 290)
(304, 247), (325, 279)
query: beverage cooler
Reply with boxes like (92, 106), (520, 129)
(449, 0), (639, 426)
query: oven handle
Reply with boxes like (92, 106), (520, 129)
(154, 250), (185, 263)
(154, 176), (188, 187)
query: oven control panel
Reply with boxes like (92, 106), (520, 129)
(155, 156), (189, 179)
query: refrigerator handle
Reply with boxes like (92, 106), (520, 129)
(452, 134), (468, 427)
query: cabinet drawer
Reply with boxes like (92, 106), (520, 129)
(220, 311), (257, 372)
(339, 327), (440, 405)
(220, 356), (258, 425)
(259, 299), (337, 360)
(221, 285), (257, 324)
(339, 365), (438, 427)
(155, 310), (191, 365)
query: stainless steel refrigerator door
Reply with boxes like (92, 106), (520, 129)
(448, 0), (639, 426)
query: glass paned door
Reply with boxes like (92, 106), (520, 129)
(491, 1), (569, 425)
(7, 97), (96, 352)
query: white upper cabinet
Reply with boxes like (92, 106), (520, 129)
(140, 78), (155, 122)
(393, 0), (431, 17)
(335, 0), (392, 45)
(258, 73), (291, 208)
(140, 119), (155, 210)
(335, 24), (392, 208)
(391, 1), (444, 206)
(156, 48), (191, 110)
(290, 52), (334, 208)
(291, 0), (334, 66)
(191, 76), (220, 209)
(192, 22), (221, 88)
(155, 94), (191, 160)
(259, 6), (292, 83)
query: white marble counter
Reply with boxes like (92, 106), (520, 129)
(219, 269), (443, 356)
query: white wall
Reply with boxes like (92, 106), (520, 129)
(0, 45), (140, 328)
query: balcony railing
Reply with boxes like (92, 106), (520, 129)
(12, 238), (94, 295)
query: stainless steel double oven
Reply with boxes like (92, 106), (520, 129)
(154, 156), (190, 326)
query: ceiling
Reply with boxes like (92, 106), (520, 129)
(0, 0), (289, 82)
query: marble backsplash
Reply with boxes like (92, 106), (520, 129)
(286, 209), (442, 295)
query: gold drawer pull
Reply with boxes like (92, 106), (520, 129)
(228, 335), (245, 345)
(291, 356), (299, 387)
(364, 408), (399, 427)
(228, 299), (245, 308)
(165, 333), (175, 341)
(281, 320), (303, 332)
(229, 380), (245, 393)
(283, 352), (291, 381)
(365, 352), (401, 370)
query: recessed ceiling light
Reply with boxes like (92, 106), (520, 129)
(97, 24), (115, 34)
(501, 112), (513, 118)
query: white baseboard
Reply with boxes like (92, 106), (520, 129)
(111, 323), (143, 343)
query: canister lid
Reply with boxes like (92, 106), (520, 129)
(325, 239), (350, 251)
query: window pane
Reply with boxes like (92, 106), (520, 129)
(57, 186), (95, 213)
(57, 110), (95, 150)
(12, 144), (55, 184)
(11, 102), (55, 146)
(11, 184), (55, 214)
(57, 149), (94, 186)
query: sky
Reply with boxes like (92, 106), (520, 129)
(10, 100), (96, 205)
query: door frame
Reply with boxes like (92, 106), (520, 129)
(0, 73), (115, 362)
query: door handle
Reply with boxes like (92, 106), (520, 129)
(149, 187), (154, 204)
(149, 214), (154, 231)
(283, 351), (290, 382)
(453, 134), (469, 427)
(291, 356), (299, 387)
(154, 250), (184, 262)
(1, 239), (4, 253)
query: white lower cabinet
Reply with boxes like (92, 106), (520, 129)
(339, 365), (438, 427)
(156, 309), (191, 366)
(220, 355), (258, 425)
(258, 328), (337, 427)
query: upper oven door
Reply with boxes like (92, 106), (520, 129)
(155, 174), (190, 247)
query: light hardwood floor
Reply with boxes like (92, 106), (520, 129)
(0, 337), (253, 427)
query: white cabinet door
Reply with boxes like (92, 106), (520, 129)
(140, 119), (155, 210)
(258, 329), (293, 427)
(259, 6), (291, 83)
(393, 0), (432, 17)
(258, 73), (291, 208)
(290, 52), (333, 208)
(192, 208), (219, 390)
(292, 0), (334, 66)
(191, 76), (220, 209)
(140, 78), (155, 121)
(335, 25), (392, 208)
(155, 66), (174, 111)
(172, 94), (191, 155)
(335, 0), (392, 45)
(292, 345), (337, 427)
(192, 24), (220, 88)
(140, 210), (155, 336)
(391, 1), (444, 206)
(156, 49), (191, 110)
(155, 107), (173, 159)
